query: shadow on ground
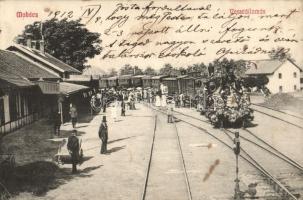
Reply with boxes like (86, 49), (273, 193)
(55, 130), (86, 139)
(1, 161), (102, 197)
(108, 136), (138, 144)
(106, 145), (126, 154)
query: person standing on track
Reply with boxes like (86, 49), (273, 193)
(99, 116), (108, 154)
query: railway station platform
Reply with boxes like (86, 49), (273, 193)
(3, 103), (303, 199)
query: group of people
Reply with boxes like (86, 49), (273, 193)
(65, 104), (109, 174)
(60, 85), (198, 174)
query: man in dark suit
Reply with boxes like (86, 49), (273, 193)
(121, 100), (126, 116)
(53, 111), (61, 136)
(99, 116), (108, 154)
(67, 130), (80, 174)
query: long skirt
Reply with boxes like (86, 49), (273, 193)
(161, 95), (167, 107)
(155, 96), (161, 107)
(111, 107), (117, 120)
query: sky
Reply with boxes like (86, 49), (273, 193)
(0, 0), (302, 72)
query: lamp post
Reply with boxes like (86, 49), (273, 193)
(233, 131), (241, 200)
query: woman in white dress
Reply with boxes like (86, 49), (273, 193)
(161, 94), (167, 107)
(155, 90), (161, 107)
(111, 100), (118, 122)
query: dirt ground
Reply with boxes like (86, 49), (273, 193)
(251, 92), (303, 116)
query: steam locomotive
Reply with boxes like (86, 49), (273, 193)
(199, 67), (265, 128)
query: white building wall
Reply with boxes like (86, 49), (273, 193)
(266, 61), (300, 93)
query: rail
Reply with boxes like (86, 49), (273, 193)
(146, 104), (299, 199)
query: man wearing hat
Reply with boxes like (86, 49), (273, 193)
(98, 116), (108, 154)
(67, 130), (80, 174)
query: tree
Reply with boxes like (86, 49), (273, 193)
(133, 66), (143, 75)
(108, 68), (118, 76)
(119, 64), (143, 75)
(18, 19), (101, 71)
(269, 46), (294, 61)
(144, 67), (157, 76)
(160, 63), (174, 75)
(120, 64), (133, 75)
(159, 63), (181, 76)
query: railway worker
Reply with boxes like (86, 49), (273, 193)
(67, 130), (80, 174)
(99, 116), (108, 154)
(121, 100), (126, 116)
(69, 104), (78, 128)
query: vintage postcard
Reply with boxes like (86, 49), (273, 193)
(0, 0), (302, 199)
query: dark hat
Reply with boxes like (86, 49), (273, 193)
(102, 116), (107, 122)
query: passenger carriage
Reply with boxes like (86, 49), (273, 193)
(131, 75), (144, 88)
(162, 77), (178, 95)
(142, 75), (152, 88)
(151, 75), (169, 89)
(99, 77), (108, 88)
(118, 75), (132, 88)
(107, 76), (118, 88)
(177, 75), (196, 96)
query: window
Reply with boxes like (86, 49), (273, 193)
(279, 86), (283, 92)
(294, 72), (297, 78)
(294, 85), (297, 91)
(301, 78), (303, 83)
(278, 73), (282, 79)
(0, 98), (4, 126)
(9, 92), (20, 121)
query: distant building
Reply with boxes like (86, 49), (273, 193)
(245, 59), (301, 93)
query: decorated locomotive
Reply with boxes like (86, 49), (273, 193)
(199, 65), (258, 128)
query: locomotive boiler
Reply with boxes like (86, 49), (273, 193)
(200, 68), (258, 128)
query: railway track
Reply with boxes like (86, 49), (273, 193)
(141, 113), (193, 200)
(251, 104), (303, 129)
(251, 103), (303, 120)
(146, 105), (301, 199)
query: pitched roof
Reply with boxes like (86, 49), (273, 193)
(151, 75), (168, 79)
(0, 69), (35, 88)
(0, 50), (59, 79)
(59, 82), (89, 95)
(163, 77), (177, 81)
(132, 75), (145, 78)
(65, 75), (92, 82)
(7, 44), (81, 74)
(107, 76), (118, 80)
(142, 75), (152, 80)
(119, 75), (132, 79)
(287, 58), (303, 72)
(245, 59), (285, 75)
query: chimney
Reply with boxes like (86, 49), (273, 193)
(25, 32), (33, 48)
(39, 40), (45, 53)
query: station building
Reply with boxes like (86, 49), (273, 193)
(245, 59), (302, 93)
(0, 41), (91, 135)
